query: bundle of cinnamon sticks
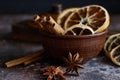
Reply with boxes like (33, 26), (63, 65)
(5, 50), (44, 68)
(33, 15), (65, 35)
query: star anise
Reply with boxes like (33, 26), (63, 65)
(42, 66), (66, 80)
(63, 52), (84, 75)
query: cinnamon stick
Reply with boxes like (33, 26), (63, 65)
(47, 16), (65, 35)
(24, 56), (42, 65)
(33, 15), (44, 29)
(5, 49), (44, 68)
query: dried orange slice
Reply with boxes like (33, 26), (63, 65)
(108, 36), (120, 52)
(57, 8), (79, 28)
(104, 33), (120, 57)
(64, 5), (110, 33)
(64, 24), (94, 35)
(110, 45), (120, 66)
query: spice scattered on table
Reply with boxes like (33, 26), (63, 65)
(63, 52), (84, 75)
(42, 66), (66, 80)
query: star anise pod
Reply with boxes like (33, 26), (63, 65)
(63, 52), (84, 75)
(42, 66), (66, 80)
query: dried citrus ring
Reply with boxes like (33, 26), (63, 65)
(64, 24), (94, 35)
(64, 5), (110, 33)
(57, 8), (79, 28)
(110, 45), (120, 66)
(108, 36), (120, 52)
(104, 33), (120, 57)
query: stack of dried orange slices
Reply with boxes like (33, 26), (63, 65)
(57, 5), (119, 66)
(57, 5), (110, 35)
(104, 33), (120, 66)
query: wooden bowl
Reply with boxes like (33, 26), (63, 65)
(40, 30), (108, 63)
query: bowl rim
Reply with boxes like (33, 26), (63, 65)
(40, 29), (108, 39)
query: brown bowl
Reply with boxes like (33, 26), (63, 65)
(40, 30), (108, 63)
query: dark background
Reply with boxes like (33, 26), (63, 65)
(0, 0), (120, 14)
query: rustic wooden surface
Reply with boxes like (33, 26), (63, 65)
(0, 14), (120, 80)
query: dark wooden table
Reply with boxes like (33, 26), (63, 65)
(0, 14), (120, 80)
